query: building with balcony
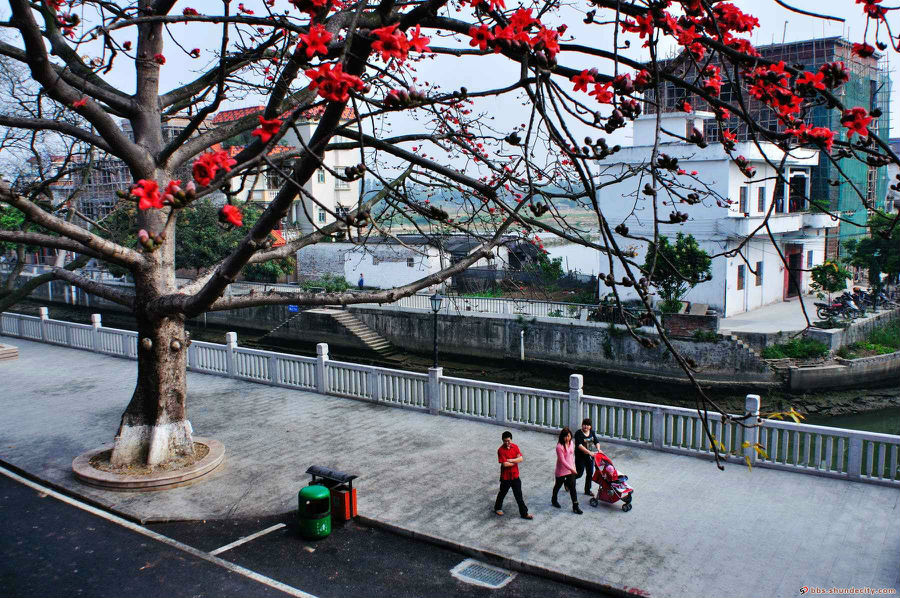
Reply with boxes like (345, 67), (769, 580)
(596, 112), (835, 317)
(646, 37), (891, 259)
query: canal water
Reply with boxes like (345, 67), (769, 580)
(805, 407), (900, 436)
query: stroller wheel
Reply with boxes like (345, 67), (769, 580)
(622, 503), (632, 512)
(623, 495), (632, 504)
(589, 498), (598, 508)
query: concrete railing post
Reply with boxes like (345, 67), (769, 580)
(847, 437), (863, 480)
(39, 306), (48, 342)
(568, 374), (583, 432)
(316, 343), (329, 394)
(495, 389), (507, 423)
(743, 394), (761, 464)
(268, 354), (279, 385)
(91, 313), (102, 352)
(652, 407), (664, 449)
(17, 312), (25, 337)
(427, 367), (443, 414)
(225, 332), (238, 378)
(369, 369), (381, 401)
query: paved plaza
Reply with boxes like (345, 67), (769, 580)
(0, 337), (897, 598)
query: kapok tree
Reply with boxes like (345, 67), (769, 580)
(0, 0), (898, 470)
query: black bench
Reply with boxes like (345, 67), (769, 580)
(306, 465), (357, 493)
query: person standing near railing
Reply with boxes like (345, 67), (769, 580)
(494, 431), (533, 519)
(551, 427), (583, 515)
(574, 418), (601, 497)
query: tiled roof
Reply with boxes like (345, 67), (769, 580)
(211, 104), (357, 124)
(211, 106), (265, 124)
(270, 230), (286, 247)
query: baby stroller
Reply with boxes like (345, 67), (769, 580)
(589, 450), (634, 512)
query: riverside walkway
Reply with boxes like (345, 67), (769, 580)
(0, 337), (898, 598)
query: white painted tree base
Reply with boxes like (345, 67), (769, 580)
(110, 420), (194, 467)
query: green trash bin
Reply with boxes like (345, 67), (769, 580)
(297, 484), (332, 539)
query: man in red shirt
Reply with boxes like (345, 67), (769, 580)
(494, 431), (533, 519)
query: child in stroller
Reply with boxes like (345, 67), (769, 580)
(589, 450), (634, 512)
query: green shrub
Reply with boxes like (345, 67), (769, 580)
(659, 298), (684, 314)
(548, 309), (564, 318)
(301, 274), (350, 293)
(761, 338), (829, 359)
(867, 320), (900, 350)
(692, 329), (719, 343)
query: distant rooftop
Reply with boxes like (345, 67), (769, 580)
(212, 104), (357, 125)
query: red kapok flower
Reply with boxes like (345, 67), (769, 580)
(588, 82), (613, 104)
(192, 150), (238, 187)
(795, 71), (826, 95)
(153, 53), (166, 65)
(219, 204), (243, 227)
(407, 25), (430, 53)
(571, 70), (594, 93)
(468, 25), (494, 51)
(841, 106), (873, 139)
(189, 48), (201, 58)
(305, 62), (366, 102)
(132, 179), (164, 210)
(72, 97), (88, 108)
(299, 24), (333, 58)
(371, 23), (409, 62)
(183, 7), (199, 16)
(680, 100), (693, 113)
(852, 42), (875, 58)
(251, 115), (283, 144)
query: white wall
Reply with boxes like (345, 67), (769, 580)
(343, 245), (443, 289)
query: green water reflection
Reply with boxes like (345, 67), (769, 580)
(805, 407), (900, 436)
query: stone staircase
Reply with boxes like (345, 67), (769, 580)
(0, 343), (18, 361)
(330, 310), (399, 359)
(722, 333), (763, 361)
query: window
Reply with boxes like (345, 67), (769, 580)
(739, 186), (748, 214)
(807, 250), (814, 268)
(685, 119), (695, 138)
(755, 261), (763, 286)
(317, 169), (325, 183)
(407, 258), (415, 268)
(757, 187), (766, 213)
(318, 211), (326, 223)
(334, 167), (351, 190)
(737, 264), (746, 290)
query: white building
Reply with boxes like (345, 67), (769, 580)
(597, 112), (836, 317)
(297, 234), (512, 289)
(213, 105), (361, 234)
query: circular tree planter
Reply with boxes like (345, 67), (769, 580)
(72, 438), (225, 491)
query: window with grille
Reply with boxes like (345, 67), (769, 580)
(317, 169), (325, 183)
(755, 261), (763, 286)
(739, 186), (748, 213)
(737, 264), (746, 290)
(807, 250), (814, 268)
(757, 187), (766, 212)
(318, 211), (326, 223)
(407, 258), (415, 267)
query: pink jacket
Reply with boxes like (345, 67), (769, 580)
(555, 441), (576, 477)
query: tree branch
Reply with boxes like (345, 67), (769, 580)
(0, 181), (145, 269)
(0, 116), (112, 153)
(0, 253), (90, 312)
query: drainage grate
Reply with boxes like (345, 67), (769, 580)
(450, 558), (516, 589)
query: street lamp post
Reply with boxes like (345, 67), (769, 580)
(430, 292), (443, 368)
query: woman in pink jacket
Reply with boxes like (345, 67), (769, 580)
(552, 427), (583, 514)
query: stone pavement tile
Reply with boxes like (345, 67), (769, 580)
(2, 337), (898, 598)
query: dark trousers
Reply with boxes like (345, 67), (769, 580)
(576, 456), (595, 493)
(552, 473), (578, 506)
(495, 477), (528, 516)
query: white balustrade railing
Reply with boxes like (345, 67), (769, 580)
(3, 309), (898, 487)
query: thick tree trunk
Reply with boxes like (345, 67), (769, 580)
(110, 312), (194, 467)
